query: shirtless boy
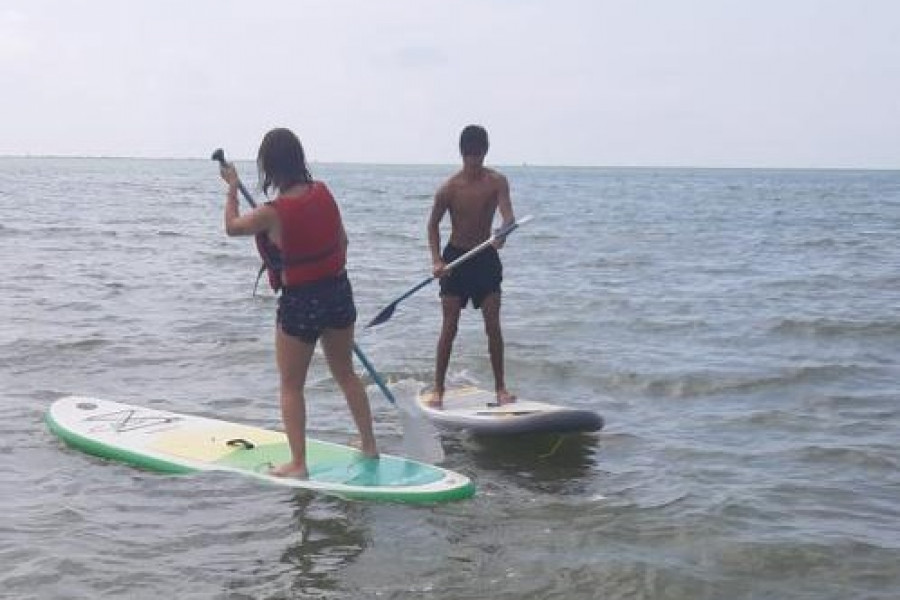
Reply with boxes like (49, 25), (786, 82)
(426, 125), (517, 408)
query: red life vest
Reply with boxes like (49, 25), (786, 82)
(266, 181), (346, 288)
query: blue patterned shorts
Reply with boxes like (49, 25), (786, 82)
(277, 272), (357, 343)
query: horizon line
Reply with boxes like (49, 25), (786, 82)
(0, 153), (897, 172)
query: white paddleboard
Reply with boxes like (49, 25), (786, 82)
(46, 396), (474, 504)
(416, 386), (604, 435)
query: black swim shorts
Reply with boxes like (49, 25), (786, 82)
(277, 272), (357, 343)
(439, 243), (503, 309)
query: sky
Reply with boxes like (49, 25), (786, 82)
(1, 0), (898, 168)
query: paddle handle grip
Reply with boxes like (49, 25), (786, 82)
(211, 148), (257, 208)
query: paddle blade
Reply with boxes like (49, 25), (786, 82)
(398, 411), (445, 464)
(365, 303), (397, 329)
(392, 380), (445, 464)
(352, 344), (445, 463)
(365, 276), (435, 329)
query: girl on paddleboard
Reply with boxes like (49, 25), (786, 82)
(219, 128), (378, 478)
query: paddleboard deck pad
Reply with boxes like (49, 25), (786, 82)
(46, 396), (474, 504)
(416, 386), (604, 435)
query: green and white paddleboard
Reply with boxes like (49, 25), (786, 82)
(46, 396), (474, 504)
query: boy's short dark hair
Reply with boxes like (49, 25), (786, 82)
(460, 125), (489, 156)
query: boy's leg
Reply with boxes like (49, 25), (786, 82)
(432, 295), (463, 408)
(481, 292), (515, 404)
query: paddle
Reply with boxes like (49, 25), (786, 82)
(211, 148), (444, 462)
(211, 149), (256, 207)
(211, 149), (275, 294)
(365, 214), (533, 328)
(352, 344), (445, 463)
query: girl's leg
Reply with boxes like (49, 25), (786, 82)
(320, 325), (378, 457)
(271, 325), (316, 478)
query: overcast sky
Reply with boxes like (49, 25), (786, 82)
(1, 0), (898, 168)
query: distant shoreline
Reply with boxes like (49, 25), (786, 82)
(0, 154), (897, 172)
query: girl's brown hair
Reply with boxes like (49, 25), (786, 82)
(257, 128), (313, 196)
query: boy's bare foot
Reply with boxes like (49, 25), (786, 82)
(269, 461), (308, 479)
(423, 388), (444, 410)
(496, 389), (517, 405)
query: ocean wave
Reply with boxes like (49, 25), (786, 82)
(791, 444), (900, 471)
(772, 317), (900, 337)
(741, 409), (823, 430)
(0, 336), (111, 361)
(803, 393), (899, 416)
(53, 338), (110, 351)
(6, 224), (99, 237)
(403, 193), (430, 201)
(605, 363), (871, 398)
(592, 254), (654, 268)
(715, 538), (899, 587)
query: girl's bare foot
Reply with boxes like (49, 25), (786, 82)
(269, 461), (308, 479)
(349, 437), (380, 459)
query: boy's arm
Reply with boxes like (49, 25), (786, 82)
(496, 173), (515, 225)
(427, 185), (450, 275)
(494, 174), (515, 248)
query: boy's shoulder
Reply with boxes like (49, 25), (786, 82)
(445, 167), (506, 186)
(484, 167), (507, 183)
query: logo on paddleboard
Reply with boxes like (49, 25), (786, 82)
(84, 409), (181, 434)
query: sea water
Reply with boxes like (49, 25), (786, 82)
(1, 158), (898, 599)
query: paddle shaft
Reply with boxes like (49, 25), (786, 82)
(352, 344), (396, 404)
(211, 149), (257, 208)
(443, 217), (528, 271)
(378, 230), (503, 308)
(365, 215), (532, 328)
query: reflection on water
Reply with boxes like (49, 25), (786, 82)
(455, 432), (601, 494)
(219, 493), (372, 599)
(280, 495), (370, 596)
